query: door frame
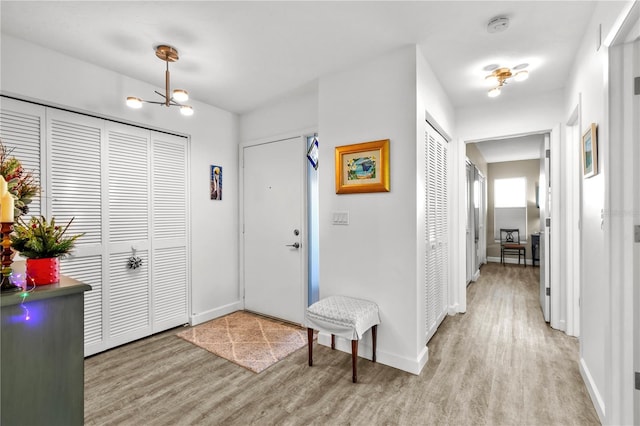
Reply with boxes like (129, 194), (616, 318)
(460, 129), (561, 316)
(606, 3), (639, 423)
(565, 102), (581, 337)
(239, 128), (315, 323)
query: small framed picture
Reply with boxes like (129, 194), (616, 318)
(307, 137), (319, 170)
(335, 139), (390, 194)
(582, 124), (598, 178)
(210, 165), (222, 200)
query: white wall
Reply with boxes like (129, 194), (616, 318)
(239, 84), (318, 142)
(318, 45), (419, 372)
(317, 45), (455, 374)
(563, 1), (637, 423)
(457, 89), (564, 143)
(0, 35), (240, 324)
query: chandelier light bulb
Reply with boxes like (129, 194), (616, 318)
(172, 89), (189, 102)
(126, 97), (143, 109)
(485, 75), (499, 86)
(488, 87), (501, 98)
(180, 105), (194, 116)
(514, 70), (529, 82)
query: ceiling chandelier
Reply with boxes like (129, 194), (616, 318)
(485, 64), (529, 98)
(126, 45), (194, 116)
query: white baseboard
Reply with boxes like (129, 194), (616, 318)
(448, 303), (460, 315)
(580, 357), (605, 423)
(487, 256), (535, 266)
(190, 300), (243, 326)
(317, 332), (429, 375)
(556, 319), (566, 332)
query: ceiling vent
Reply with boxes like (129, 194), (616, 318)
(487, 16), (509, 33)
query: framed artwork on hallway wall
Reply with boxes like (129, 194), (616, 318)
(582, 123), (598, 178)
(210, 165), (222, 200)
(335, 139), (390, 194)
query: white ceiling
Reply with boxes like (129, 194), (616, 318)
(473, 134), (544, 163)
(1, 1), (597, 117)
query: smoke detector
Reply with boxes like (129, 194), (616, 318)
(487, 16), (509, 33)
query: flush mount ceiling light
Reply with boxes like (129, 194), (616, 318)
(126, 45), (194, 116)
(484, 64), (529, 98)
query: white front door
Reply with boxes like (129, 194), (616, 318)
(243, 137), (306, 324)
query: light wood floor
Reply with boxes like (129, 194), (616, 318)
(85, 263), (600, 425)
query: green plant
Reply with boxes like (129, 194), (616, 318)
(11, 216), (84, 259)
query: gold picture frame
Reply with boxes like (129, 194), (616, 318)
(582, 123), (598, 178)
(335, 139), (390, 194)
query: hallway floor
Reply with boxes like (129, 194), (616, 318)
(85, 262), (599, 425)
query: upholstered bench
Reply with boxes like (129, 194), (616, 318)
(305, 295), (380, 383)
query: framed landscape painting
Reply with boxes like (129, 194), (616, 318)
(335, 139), (390, 194)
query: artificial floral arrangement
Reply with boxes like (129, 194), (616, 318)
(0, 139), (39, 218)
(11, 216), (84, 259)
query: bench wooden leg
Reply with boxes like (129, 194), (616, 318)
(351, 340), (358, 383)
(307, 328), (313, 366)
(372, 325), (377, 363)
(331, 334), (335, 350)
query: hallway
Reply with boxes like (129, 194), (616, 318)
(84, 263), (599, 425)
(430, 263), (598, 424)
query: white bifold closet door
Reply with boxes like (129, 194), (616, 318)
(0, 98), (189, 356)
(424, 122), (449, 343)
(149, 131), (189, 333)
(48, 110), (107, 350)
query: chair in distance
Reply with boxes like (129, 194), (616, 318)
(500, 228), (526, 267)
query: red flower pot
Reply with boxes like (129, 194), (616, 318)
(26, 257), (60, 286)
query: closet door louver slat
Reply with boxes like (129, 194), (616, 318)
(49, 116), (103, 245)
(152, 137), (187, 241)
(60, 256), (103, 347)
(108, 130), (149, 243)
(0, 101), (44, 218)
(108, 250), (150, 339)
(152, 247), (187, 325)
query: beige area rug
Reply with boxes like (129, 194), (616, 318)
(177, 311), (308, 373)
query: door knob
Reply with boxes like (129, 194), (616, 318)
(286, 242), (300, 249)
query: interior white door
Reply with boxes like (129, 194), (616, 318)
(243, 137), (305, 324)
(632, 37), (640, 424)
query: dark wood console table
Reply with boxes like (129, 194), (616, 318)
(1, 262), (91, 426)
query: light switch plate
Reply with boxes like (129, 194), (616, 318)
(332, 211), (349, 225)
